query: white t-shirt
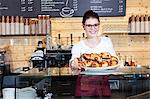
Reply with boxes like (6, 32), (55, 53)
(70, 36), (116, 61)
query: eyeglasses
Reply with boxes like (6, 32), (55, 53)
(84, 23), (100, 28)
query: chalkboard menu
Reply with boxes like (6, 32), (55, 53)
(0, 0), (126, 17)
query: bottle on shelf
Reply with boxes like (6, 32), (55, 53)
(124, 56), (129, 66)
(128, 16), (131, 33)
(52, 37), (57, 50)
(144, 15), (149, 33)
(0, 16), (2, 35)
(38, 15), (42, 35)
(148, 16), (150, 33)
(30, 19), (36, 35)
(20, 16), (24, 35)
(11, 16), (15, 35)
(15, 16), (20, 35)
(0, 17), (1, 35)
(140, 15), (144, 33)
(117, 53), (124, 67)
(6, 16), (10, 35)
(135, 15), (140, 33)
(130, 15), (136, 33)
(42, 15), (46, 35)
(46, 15), (51, 35)
(46, 35), (52, 50)
(2, 16), (6, 35)
(130, 56), (136, 66)
(24, 18), (30, 35)
(35, 20), (39, 35)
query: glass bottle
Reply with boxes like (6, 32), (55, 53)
(24, 18), (30, 35)
(20, 16), (24, 35)
(130, 56), (136, 66)
(15, 16), (19, 35)
(11, 16), (15, 35)
(117, 53), (124, 67)
(128, 16), (131, 33)
(124, 56), (129, 66)
(131, 15), (136, 33)
(135, 15), (140, 33)
(2, 16), (6, 35)
(140, 15), (144, 33)
(144, 15), (149, 33)
(6, 16), (10, 35)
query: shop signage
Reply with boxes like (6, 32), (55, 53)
(0, 0), (126, 17)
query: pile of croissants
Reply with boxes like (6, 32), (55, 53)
(77, 52), (118, 68)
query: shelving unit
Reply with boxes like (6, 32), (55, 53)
(128, 33), (150, 35)
(0, 34), (46, 37)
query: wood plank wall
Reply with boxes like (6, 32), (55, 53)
(50, 0), (150, 66)
(1, 0), (150, 70)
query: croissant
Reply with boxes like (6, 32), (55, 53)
(84, 60), (93, 67)
(77, 58), (84, 67)
(101, 61), (109, 67)
(111, 56), (118, 61)
(94, 54), (102, 63)
(81, 53), (92, 60)
(78, 60), (84, 67)
(91, 61), (101, 67)
(100, 52), (111, 59)
(81, 53), (102, 61)
(110, 60), (118, 66)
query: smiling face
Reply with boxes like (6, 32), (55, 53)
(83, 17), (100, 38)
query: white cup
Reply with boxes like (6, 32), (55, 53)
(61, 7), (74, 16)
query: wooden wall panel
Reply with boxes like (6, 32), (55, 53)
(1, 0), (150, 70)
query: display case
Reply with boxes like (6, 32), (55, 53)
(2, 75), (51, 99)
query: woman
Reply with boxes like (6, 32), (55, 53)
(70, 10), (116, 98)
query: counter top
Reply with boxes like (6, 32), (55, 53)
(18, 66), (150, 77)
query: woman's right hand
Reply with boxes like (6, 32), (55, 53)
(70, 58), (81, 70)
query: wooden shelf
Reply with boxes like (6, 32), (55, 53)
(0, 34), (46, 37)
(103, 32), (150, 35)
(128, 33), (150, 35)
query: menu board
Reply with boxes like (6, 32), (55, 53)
(0, 0), (126, 17)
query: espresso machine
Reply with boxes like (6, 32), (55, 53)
(45, 50), (71, 68)
(31, 49), (45, 68)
